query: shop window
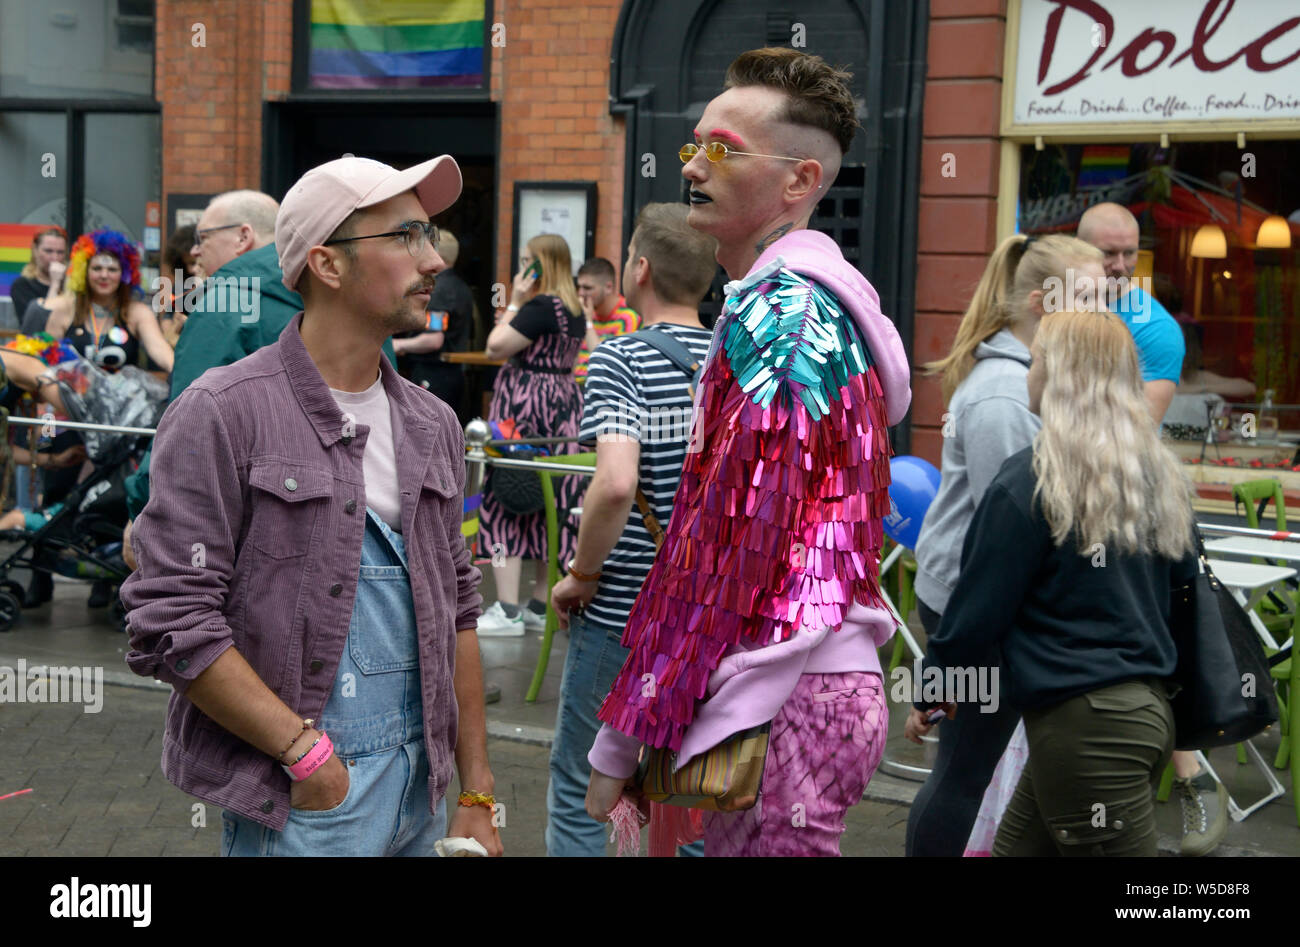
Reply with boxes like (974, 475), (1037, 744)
(301, 0), (488, 90)
(114, 0), (154, 54)
(84, 112), (161, 242)
(1019, 141), (1300, 411)
(0, 0), (154, 100)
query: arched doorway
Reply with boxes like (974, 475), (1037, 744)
(610, 0), (927, 449)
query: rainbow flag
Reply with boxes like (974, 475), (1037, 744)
(0, 224), (49, 298)
(309, 0), (485, 89)
(1077, 144), (1130, 189)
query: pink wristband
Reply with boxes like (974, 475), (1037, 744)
(282, 731), (333, 782)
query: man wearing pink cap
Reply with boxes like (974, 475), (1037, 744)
(124, 156), (501, 857)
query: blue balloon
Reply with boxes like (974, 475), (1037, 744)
(883, 455), (941, 550)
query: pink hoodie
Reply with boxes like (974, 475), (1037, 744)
(588, 229), (912, 778)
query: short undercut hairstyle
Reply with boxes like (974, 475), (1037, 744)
(577, 257), (616, 284)
(724, 47), (859, 154)
(631, 203), (718, 307)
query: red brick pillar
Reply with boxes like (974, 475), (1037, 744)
(156, 0), (295, 223)
(494, 1), (626, 294)
(911, 0), (1006, 465)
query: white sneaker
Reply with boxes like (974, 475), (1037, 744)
(521, 604), (546, 632)
(476, 601), (525, 637)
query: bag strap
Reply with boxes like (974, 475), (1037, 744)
(625, 328), (699, 554)
(627, 327), (701, 383)
(634, 488), (666, 552)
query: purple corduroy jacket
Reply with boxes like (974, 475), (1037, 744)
(122, 313), (482, 830)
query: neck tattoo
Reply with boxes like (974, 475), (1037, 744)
(755, 223), (793, 256)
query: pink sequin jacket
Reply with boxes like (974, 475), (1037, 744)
(588, 229), (912, 778)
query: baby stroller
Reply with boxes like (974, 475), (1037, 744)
(0, 357), (167, 631)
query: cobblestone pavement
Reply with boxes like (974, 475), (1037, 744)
(0, 574), (1294, 856)
(0, 684), (913, 857)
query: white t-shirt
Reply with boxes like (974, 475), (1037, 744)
(329, 373), (402, 532)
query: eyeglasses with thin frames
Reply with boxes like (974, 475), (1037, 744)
(323, 220), (441, 257)
(678, 141), (804, 164)
(193, 223), (243, 246)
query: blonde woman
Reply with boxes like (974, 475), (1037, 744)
(478, 233), (586, 635)
(906, 233), (1105, 856)
(909, 310), (1198, 856)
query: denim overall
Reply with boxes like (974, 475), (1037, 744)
(222, 508), (446, 856)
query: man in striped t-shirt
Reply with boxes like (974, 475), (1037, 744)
(545, 203), (717, 856)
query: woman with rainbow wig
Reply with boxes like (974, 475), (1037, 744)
(30, 228), (174, 375)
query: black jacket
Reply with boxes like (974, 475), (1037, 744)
(920, 445), (1198, 712)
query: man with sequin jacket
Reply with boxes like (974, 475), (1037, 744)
(584, 48), (912, 856)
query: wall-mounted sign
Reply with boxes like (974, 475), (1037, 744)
(1005, 0), (1300, 137)
(166, 193), (214, 235)
(511, 182), (597, 277)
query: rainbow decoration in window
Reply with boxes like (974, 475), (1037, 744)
(309, 0), (486, 89)
(0, 224), (48, 298)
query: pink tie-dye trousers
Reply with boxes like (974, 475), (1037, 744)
(703, 671), (889, 857)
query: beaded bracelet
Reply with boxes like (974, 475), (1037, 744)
(276, 719), (315, 763)
(290, 735), (323, 766)
(458, 790), (495, 811)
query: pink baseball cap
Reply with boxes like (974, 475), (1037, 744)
(275, 154), (462, 291)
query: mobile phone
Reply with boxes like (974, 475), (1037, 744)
(524, 259), (542, 281)
(925, 707), (947, 725)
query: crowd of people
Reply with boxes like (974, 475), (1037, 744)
(2, 45), (1274, 860)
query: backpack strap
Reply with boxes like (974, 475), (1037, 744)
(624, 327), (700, 554)
(626, 327), (701, 385)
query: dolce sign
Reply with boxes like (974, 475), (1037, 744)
(1011, 0), (1300, 129)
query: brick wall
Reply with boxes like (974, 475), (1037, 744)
(493, 0), (625, 292)
(156, 0), (294, 223)
(157, 0), (627, 290)
(912, 0), (1006, 465)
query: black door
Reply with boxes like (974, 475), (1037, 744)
(610, 0), (927, 450)
(262, 99), (498, 338)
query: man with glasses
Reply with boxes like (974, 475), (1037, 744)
(585, 48), (912, 855)
(124, 155), (500, 856)
(123, 189), (397, 569)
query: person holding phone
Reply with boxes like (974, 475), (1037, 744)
(478, 234), (586, 636)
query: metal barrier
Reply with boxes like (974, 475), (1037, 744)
(1196, 522), (1300, 541)
(463, 420), (595, 482)
(6, 416), (158, 437)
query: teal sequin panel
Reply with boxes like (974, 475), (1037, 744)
(721, 270), (873, 421)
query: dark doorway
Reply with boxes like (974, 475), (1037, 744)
(263, 100), (498, 334)
(610, 0), (927, 450)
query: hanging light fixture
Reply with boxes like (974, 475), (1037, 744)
(1191, 224), (1227, 258)
(1255, 215), (1292, 248)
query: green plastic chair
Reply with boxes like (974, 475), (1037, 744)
(525, 452), (598, 703)
(1231, 479), (1294, 638)
(1234, 478), (1288, 533)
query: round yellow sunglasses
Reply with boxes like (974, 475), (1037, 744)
(678, 141), (804, 164)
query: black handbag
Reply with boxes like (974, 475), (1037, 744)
(1168, 534), (1280, 750)
(488, 445), (545, 516)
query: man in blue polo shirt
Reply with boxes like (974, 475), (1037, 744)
(1077, 202), (1184, 422)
